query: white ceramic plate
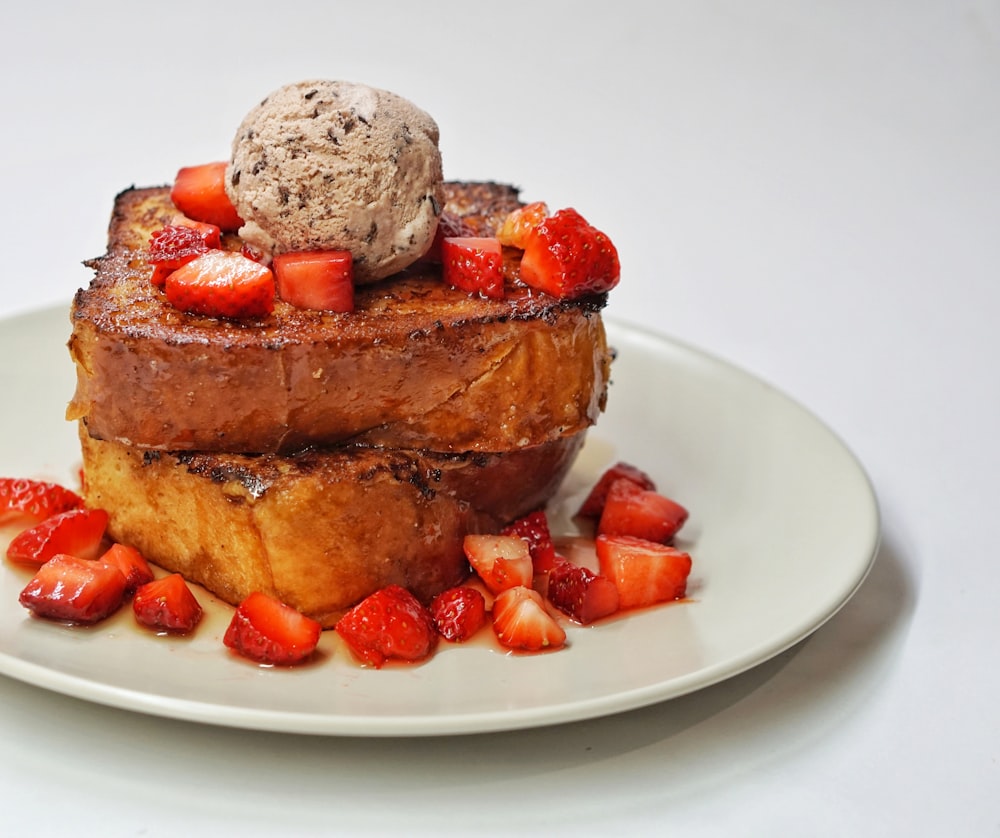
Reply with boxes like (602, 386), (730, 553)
(0, 306), (879, 736)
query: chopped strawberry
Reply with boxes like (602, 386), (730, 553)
(146, 224), (219, 287)
(463, 534), (534, 594)
(577, 461), (657, 519)
(442, 237), (504, 299)
(595, 534), (692, 610)
(0, 477), (82, 524)
(6, 507), (108, 566)
(491, 586), (566, 652)
(272, 250), (354, 312)
(597, 478), (689, 543)
(170, 162), (243, 232)
(335, 585), (437, 668)
(19, 554), (126, 624)
(421, 211), (477, 262)
(133, 573), (203, 634)
(501, 509), (558, 573)
(99, 543), (155, 594)
(497, 201), (550, 249)
(547, 561), (620, 624)
(519, 208), (620, 299)
(164, 250), (275, 319)
(224, 591), (322, 666)
(429, 585), (487, 643)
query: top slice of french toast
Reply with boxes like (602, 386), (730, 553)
(68, 181), (612, 455)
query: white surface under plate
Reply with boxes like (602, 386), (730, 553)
(0, 306), (879, 737)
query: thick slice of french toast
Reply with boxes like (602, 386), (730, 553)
(79, 424), (585, 627)
(68, 182), (612, 454)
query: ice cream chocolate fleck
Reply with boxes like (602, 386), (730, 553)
(225, 80), (444, 283)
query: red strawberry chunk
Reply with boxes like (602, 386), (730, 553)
(0, 477), (82, 524)
(170, 162), (243, 232)
(442, 237), (504, 299)
(492, 586), (566, 652)
(165, 250), (275, 319)
(595, 534), (692, 610)
(6, 507), (108, 566)
(597, 478), (689, 543)
(19, 554), (126, 624)
(336, 585), (437, 668)
(224, 592), (322, 666)
(463, 534), (534, 594)
(133, 573), (203, 634)
(272, 250), (354, 312)
(99, 543), (155, 594)
(430, 585), (487, 643)
(519, 208), (620, 300)
(421, 211), (477, 263)
(497, 201), (550, 249)
(577, 461), (658, 519)
(501, 509), (558, 573)
(547, 561), (620, 624)
(146, 224), (219, 287)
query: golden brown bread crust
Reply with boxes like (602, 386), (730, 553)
(68, 184), (611, 454)
(80, 424), (585, 627)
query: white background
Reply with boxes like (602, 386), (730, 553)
(1, 1), (997, 835)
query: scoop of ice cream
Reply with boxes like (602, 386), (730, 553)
(226, 80), (443, 283)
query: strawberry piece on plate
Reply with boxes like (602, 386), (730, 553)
(0, 477), (82, 524)
(146, 223), (220, 287)
(133, 573), (203, 634)
(99, 543), (155, 594)
(165, 250), (275, 319)
(19, 554), (126, 624)
(595, 534), (692, 610)
(577, 461), (657, 519)
(442, 236), (504, 299)
(170, 162), (243, 232)
(336, 585), (438, 668)
(224, 591), (322, 666)
(547, 561), (620, 624)
(429, 585), (487, 643)
(491, 586), (566, 652)
(519, 208), (620, 300)
(597, 478), (689, 543)
(497, 201), (549, 249)
(6, 507), (108, 566)
(463, 534), (534, 595)
(272, 250), (354, 312)
(501, 509), (558, 573)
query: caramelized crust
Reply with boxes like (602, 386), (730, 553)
(80, 425), (585, 626)
(68, 184), (611, 454)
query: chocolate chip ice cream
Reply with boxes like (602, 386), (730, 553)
(226, 80), (443, 283)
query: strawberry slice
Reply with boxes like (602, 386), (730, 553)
(595, 534), (692, 610)
(335, 585), (438, 668)
(463, 534), (534, 595)
(146, 224), (220, 287)
(224, 591), (322, 666)
(497, 201), (550, 249)
(519, 208), (620, 299)
(170, 162), (243, 232)
(501, 509), (558, 573)
(442, 237), (504, 299)
(421, 211), (477, 263)
(0, 477), (82, 524)
(19, 554), (126, 624)
(6, 507), (108, 566)
(491, 586), (566, 652)
(165, 250), (275, 319)
(429, 585), (487, 643)
(99, 543), (155, 594)
(597, 478), (689, 543)
(547, 561), (620, 625)
(272, 250), (354, 312)
(133, 573), (203, 634)
(577, 461), (657, 519)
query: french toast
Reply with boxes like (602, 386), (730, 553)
(79, 425), (585, 627)
(68, 182), (612, 454)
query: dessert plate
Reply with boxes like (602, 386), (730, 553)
(0, 306), (879, 737)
